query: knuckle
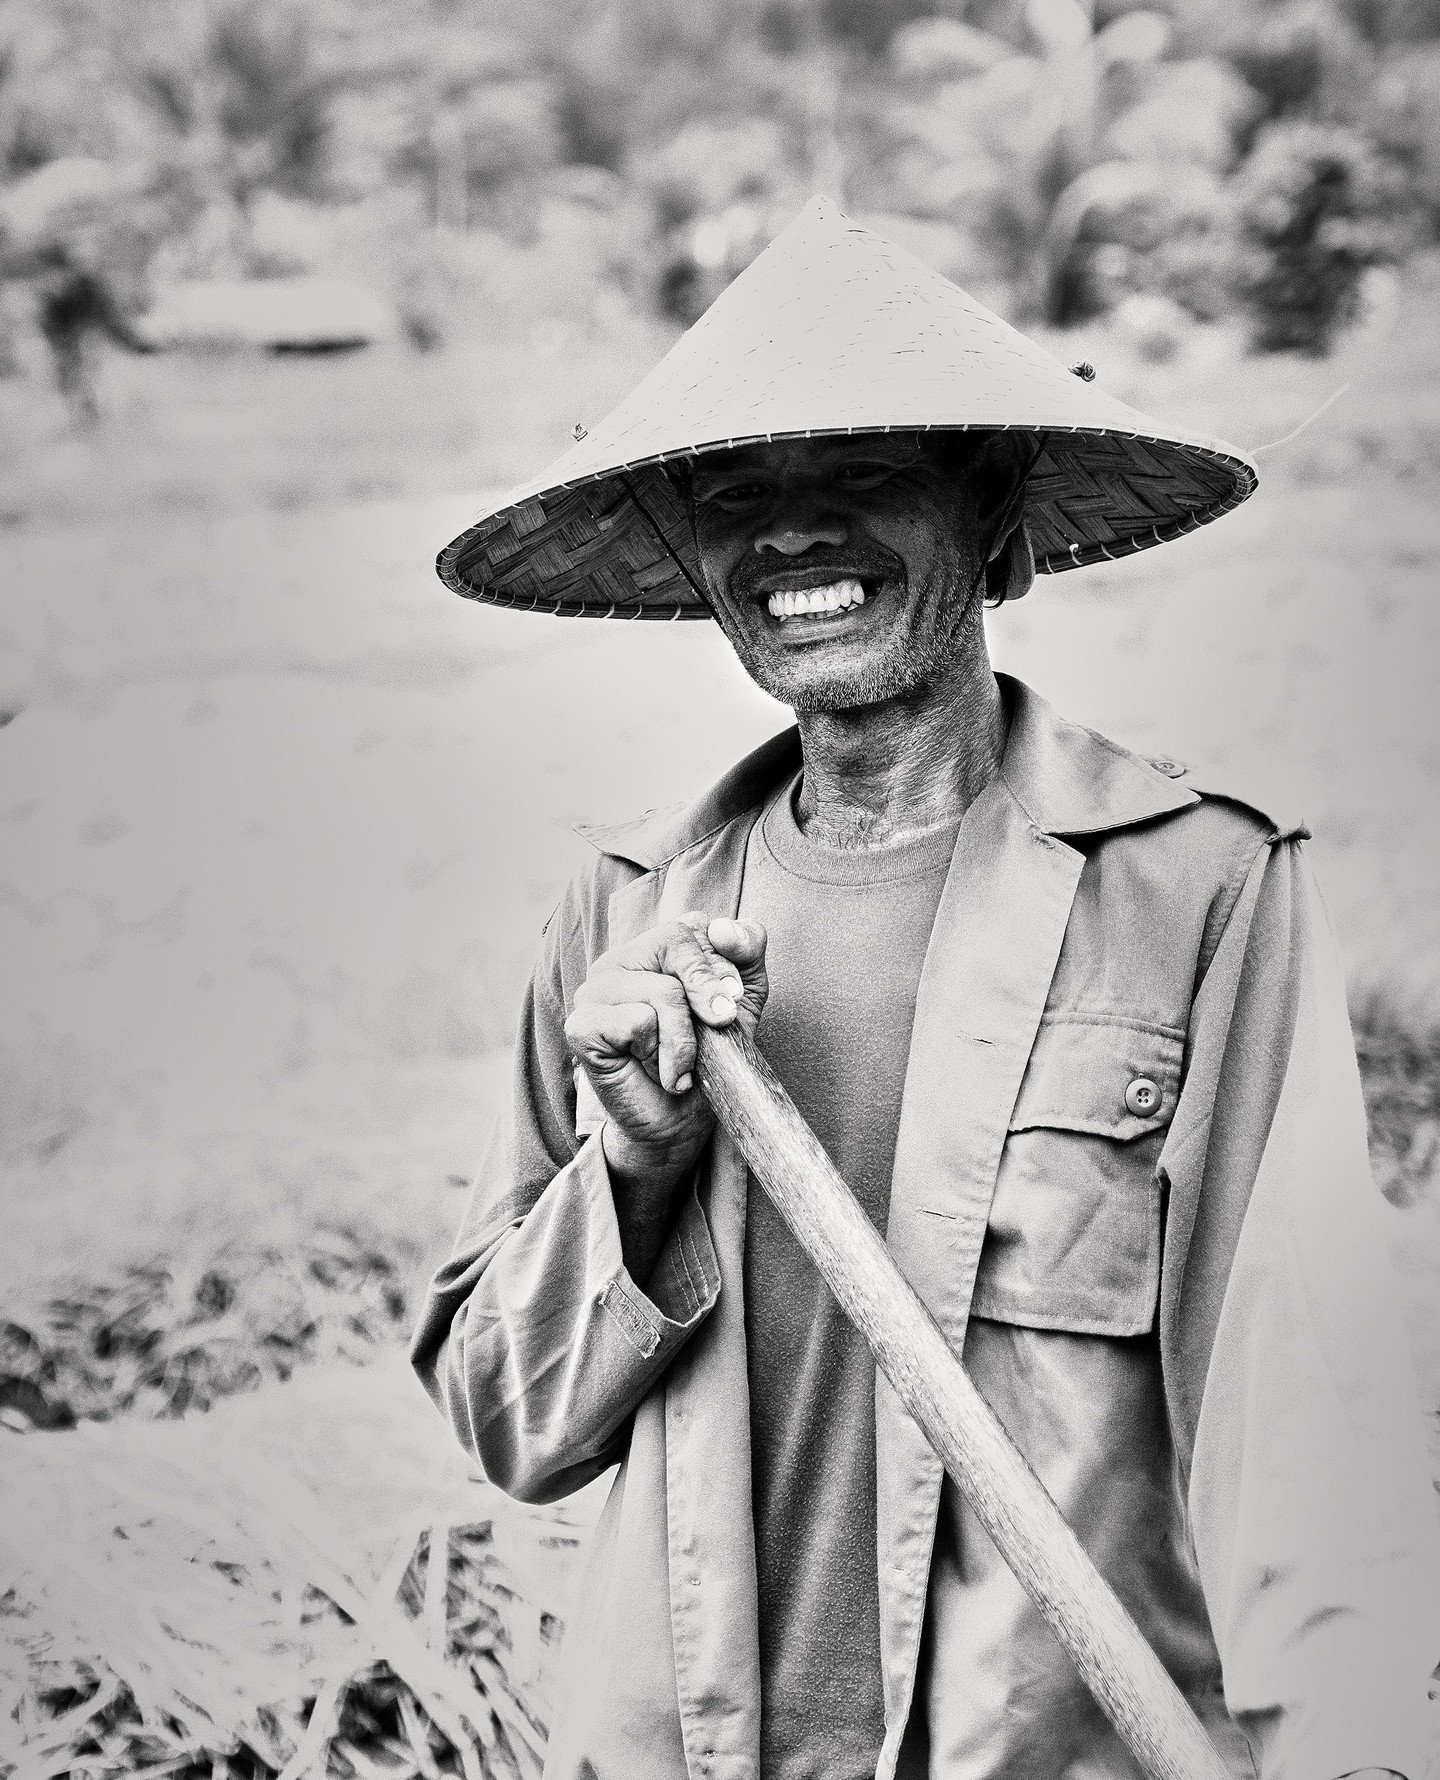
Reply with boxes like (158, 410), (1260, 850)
(670, 915), (714, 953)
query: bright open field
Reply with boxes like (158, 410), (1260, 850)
(3, 260), (1439, 1772)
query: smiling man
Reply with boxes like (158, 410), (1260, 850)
(411, 201), (1438, 1780)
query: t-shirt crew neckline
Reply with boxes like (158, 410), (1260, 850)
(758, 771), (964, 886)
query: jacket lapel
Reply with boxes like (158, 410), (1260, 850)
(875, 772), (1086, 1776)
(871, 677), (1196, 1772)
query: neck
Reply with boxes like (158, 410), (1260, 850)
(794, 652), (1006, 850)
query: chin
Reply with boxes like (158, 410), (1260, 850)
(722, 591), (980, 716)
(745, 647), (932, 715)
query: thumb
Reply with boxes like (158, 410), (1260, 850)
(706, 917), (768, 1018)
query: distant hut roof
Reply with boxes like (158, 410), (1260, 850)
(136, 277), (397, 353)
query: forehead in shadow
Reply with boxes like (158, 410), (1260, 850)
(674, 429), (989, 494)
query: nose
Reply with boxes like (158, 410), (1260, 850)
(752, 493), (847, 557)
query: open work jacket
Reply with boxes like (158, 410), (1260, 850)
(411, 675), (1438, 1780)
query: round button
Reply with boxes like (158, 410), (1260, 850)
(1124, 1076), (1161, 1117)
(1149, 756), (1186, 779)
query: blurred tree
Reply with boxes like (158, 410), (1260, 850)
(0, 156), (156, 421)
(0, 34), (64, 180)
(869, 3), (1182, 323)
(1, 0), (1433, 363)
(1376, 43), (1440, 229)
(762, 0), (939, 62)
(129, 0), (351, 273)
(1220, 0), (1377, 129)
(0, 3), (138, 178)
(1233, 118), (1406, 350)
(1341, 0), (1440, 44)
(0, 4), (166, 419)
(372, 23), (559, 236)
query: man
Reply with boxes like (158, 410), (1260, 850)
(411, 200), (1438, 1779)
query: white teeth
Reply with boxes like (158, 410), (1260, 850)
(766, 578), (868, 622)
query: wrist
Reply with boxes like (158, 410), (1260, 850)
(600, 1121), (699, 1289)
(600, 1121), (699, 1198)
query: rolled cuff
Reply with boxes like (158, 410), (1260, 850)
(415, 1128), (723, 1502)
(589, 1140), (722, 1359)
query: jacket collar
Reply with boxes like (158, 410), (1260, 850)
(996, 673), (1198, 836)
(575, 674), (1195, 869)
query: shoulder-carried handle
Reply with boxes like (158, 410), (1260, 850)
(694, 1019), (1229, 1780)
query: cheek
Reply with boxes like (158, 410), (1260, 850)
(896, 506), (967, 594)
(691, 523), (744, 605)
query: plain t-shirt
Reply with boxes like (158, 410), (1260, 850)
(737, 774), (960, 1780)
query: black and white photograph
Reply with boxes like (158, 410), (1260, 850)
(3, 3), (1440, 1777)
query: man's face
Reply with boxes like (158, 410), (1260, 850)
(685, 432), (1003, 713)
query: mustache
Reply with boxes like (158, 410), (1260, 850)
(730, 545), (906, 602)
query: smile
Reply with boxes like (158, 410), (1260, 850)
(765, 578), (868, 622)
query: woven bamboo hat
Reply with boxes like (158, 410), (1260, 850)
(437, 196), (1256, 619)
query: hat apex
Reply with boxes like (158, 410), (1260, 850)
(439, 197), (1256, 619)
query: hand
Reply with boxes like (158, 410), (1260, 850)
(565, 912), (768, 1201)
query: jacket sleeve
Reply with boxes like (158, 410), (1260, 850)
(408, 881), (722, 1506)
(1159, 836), (1440, 1780)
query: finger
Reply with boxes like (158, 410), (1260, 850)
(564, 1001), (659, 1080)
(706, 917), (769, 1018)
(640, 972), (697, 1092)
(621, 915), (745, 1026)
(705, 917), (766, 968)
(572, 969), (696, 1093)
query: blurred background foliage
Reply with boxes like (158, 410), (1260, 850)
(3, 0), (1440, 415)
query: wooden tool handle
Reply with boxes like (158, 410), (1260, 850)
(694, 1020), (1229, 1780)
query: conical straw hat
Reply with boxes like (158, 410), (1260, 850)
(437, 197), (1256, 619)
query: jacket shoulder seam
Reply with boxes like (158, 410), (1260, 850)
(1195, 826), (1286, 986)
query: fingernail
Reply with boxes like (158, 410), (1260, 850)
(675, 1073), (693, 1093)
(710, 994), (735, 1019)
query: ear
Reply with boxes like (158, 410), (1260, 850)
(976, 434), (1035, 606)
(974, 433), (1033, 524)
(985, 517), (1035, 605)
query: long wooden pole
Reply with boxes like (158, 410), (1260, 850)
(694, 1021), (1230, 1780)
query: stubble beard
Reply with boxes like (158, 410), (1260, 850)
(737, 541), (983, 716)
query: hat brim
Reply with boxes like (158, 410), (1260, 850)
(436, 421), (1256, 619)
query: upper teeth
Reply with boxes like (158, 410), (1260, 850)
(767, 579), (867, 620)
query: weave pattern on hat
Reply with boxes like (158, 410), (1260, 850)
(448, 465), (707, 619)
(437, 197), (1257, 618)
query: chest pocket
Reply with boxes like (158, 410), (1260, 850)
(971, 1013), (1183, 1338)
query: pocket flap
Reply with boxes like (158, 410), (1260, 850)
(970, 1014), (1183, 1338)
(1008, 1014), (1183, 1142)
